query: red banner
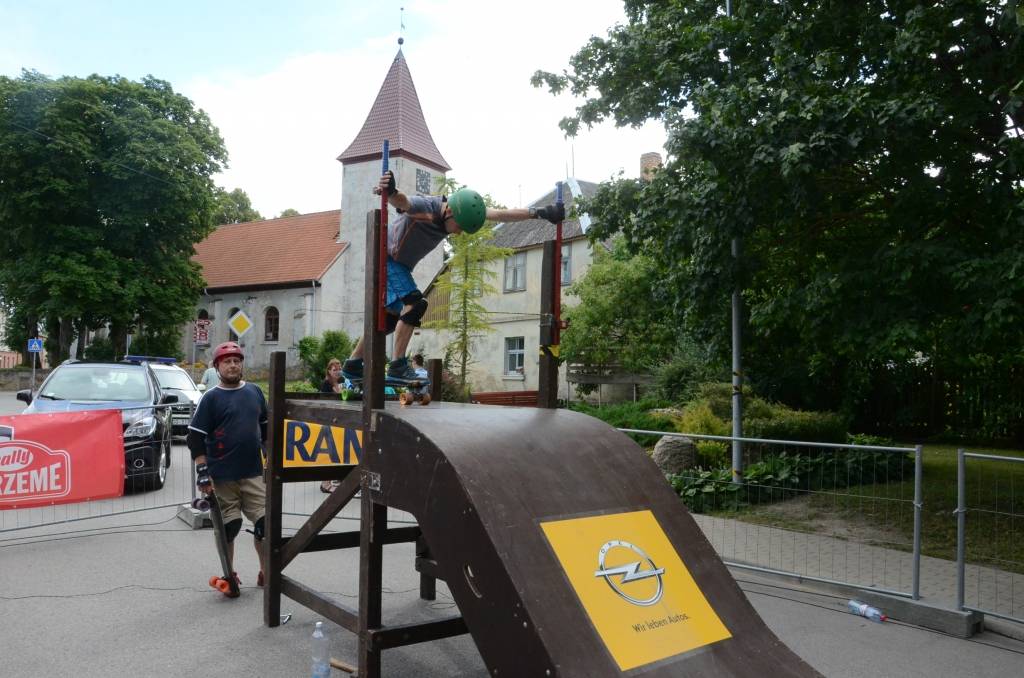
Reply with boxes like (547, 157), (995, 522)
(0, 410), (124, 509)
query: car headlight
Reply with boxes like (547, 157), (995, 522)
(125, 415), (157, 439)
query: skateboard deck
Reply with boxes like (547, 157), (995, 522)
(192, 492), (240, 597)
(341, 376), (431, 406)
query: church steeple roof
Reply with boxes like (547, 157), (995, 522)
(337, 49), (450, 172)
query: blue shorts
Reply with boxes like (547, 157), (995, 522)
(385, 258), (419, 314)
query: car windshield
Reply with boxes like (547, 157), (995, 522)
(40, 365), (150, 402)
(154, 368), (197, 391)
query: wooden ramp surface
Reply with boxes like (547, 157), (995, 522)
(354, 401), (821, 677)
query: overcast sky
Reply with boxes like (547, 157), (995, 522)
(1, 0), (666, 216)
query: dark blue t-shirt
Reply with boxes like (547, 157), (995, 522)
(189, 382), (267, 482)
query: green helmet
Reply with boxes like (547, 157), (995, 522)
(448, 188), (486, 234)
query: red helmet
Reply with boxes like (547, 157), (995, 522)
(212, 341), (244, 367)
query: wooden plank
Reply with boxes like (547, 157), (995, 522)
(363, 209), (385, 422)
(284, 400), (363, 429)
(358, 487), (387, 677)
(280, 574), (359, 633)
(538, 240), (558, 409)
(263, 351), (286, 628)
(368, 616), (468, 650)
(282, 525), (422, 555)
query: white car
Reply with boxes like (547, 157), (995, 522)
(149, 361), (205, 436)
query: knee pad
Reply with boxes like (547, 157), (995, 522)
(253, 516), (265, 541)
(224, 518), (243, 543)
(399, 296), (428, 328)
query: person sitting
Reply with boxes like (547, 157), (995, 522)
(319, 358), (343, 493)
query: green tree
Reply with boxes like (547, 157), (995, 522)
(277, 208), (300, 218)
(214, 187), (262, 224)
(297, 330), (354, 388)
(0, 71), (227, 362)
(561, 238), (676, 374)
(534, 2), (1024, 413)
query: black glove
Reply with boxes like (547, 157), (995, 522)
(195, 462), (211, 491)
(383, 170), (396, 193)
(532, 204), (565, 224)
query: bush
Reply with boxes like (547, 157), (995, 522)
(569, 398), (675, 446)
(297, 330), (354, 387)
(654, 339), (725, 403)
(84, 337), (116, 361)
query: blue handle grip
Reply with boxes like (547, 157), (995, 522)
(555, 181), (563, 206)
(382, 140), (389, 173)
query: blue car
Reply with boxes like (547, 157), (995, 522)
(16, 360), (178, 492)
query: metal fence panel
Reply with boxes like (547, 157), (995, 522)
(956, 449), (1024, 624)
(619, 428), (922, 598)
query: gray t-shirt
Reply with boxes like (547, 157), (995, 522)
(388, 195), (448, 269)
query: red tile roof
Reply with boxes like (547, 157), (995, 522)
(194, 210), (347, 290)
(337, 49), (451, 172)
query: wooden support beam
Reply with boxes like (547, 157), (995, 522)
(281, 525), (421, 555)
(538, 240), (559, 409)
(358, 485), (387, 677)
(264, 351), (286, 627)
(279, 469), (361, 568)
(368, 616), (469, 650)
(280, 574), (359, 633)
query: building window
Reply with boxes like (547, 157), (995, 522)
(228, 307), (240, 342)
(197, 309), (209, 320)
(505, 336), (525, 376)
(416, 168), (432, 194)
(561, 243), (572, 285)
(504, 252), (526, 292)
(264, 307), (279, 342)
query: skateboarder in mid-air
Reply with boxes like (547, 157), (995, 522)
(187, 341), (269, 597)
(342, 172), (565, 383)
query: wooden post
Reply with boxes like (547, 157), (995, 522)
(363, 209), (386, 423)
(538, 240), (558, 409)
(427, 358), (442, 402)
(263, 350), (286, 626)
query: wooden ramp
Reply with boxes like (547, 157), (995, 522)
(353, 401), (819, 677)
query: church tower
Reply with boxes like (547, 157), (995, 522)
(333, 45), (451, 340)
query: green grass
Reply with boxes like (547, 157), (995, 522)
(718, 443), (1024, 573)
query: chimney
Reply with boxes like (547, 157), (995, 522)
(641, 152), (663, 181)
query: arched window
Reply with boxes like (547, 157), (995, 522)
(264, 307), (280, 342)
(197, 309), (209, 320)
(228, 307), (240, 342)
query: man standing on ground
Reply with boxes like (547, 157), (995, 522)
(343, 172), (564, 381)
(187, 341), (268, 595)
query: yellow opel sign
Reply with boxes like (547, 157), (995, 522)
(540, 509), (731, 671)
(283, 419), (363, 467)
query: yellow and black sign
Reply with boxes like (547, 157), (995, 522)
(282, 419), (363, 467)
(540, 509), (731, 671)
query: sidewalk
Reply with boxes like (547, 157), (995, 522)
(2, 507), (1023, 677)
(693, 513), (1024, 622)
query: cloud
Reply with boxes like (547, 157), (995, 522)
(182, 0), (666, 216)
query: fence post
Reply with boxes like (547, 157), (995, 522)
(956, 448), (966, 611)
(912, 444), (923, 600)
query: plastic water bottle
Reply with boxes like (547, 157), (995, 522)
(311, 621), (330, 678)
(847, 599), (887, 622)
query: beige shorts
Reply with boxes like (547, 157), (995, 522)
(215, 475), (266, 525)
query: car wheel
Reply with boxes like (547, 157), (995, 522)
(150, 437), (170, 491)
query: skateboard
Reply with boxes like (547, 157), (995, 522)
(341, 376), (431, 406)
(191, 491), (240, 598)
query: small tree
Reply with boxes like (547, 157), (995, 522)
(297, 330), (354, 387)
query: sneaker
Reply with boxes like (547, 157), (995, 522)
(341, 358), (363, 381)
(386, 357), (420, 381)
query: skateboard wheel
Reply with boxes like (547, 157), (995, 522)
(399, 392), (413, 406)
(209, 575), (221, 588)
(420, 394), (431, 405)
(216, 579), (232, 594)
(192, 497), (210, 511)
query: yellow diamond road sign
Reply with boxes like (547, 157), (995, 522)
(227, 309), (253, 338)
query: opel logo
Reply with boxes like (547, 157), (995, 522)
(594, 540), (665, 606)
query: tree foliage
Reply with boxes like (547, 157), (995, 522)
(561, 238), (676, 374)
(535, 1), (1024, 413)
(277, 208), (300, 218)
(213, 187), (263, 224)
(0, 71), (227, 363)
